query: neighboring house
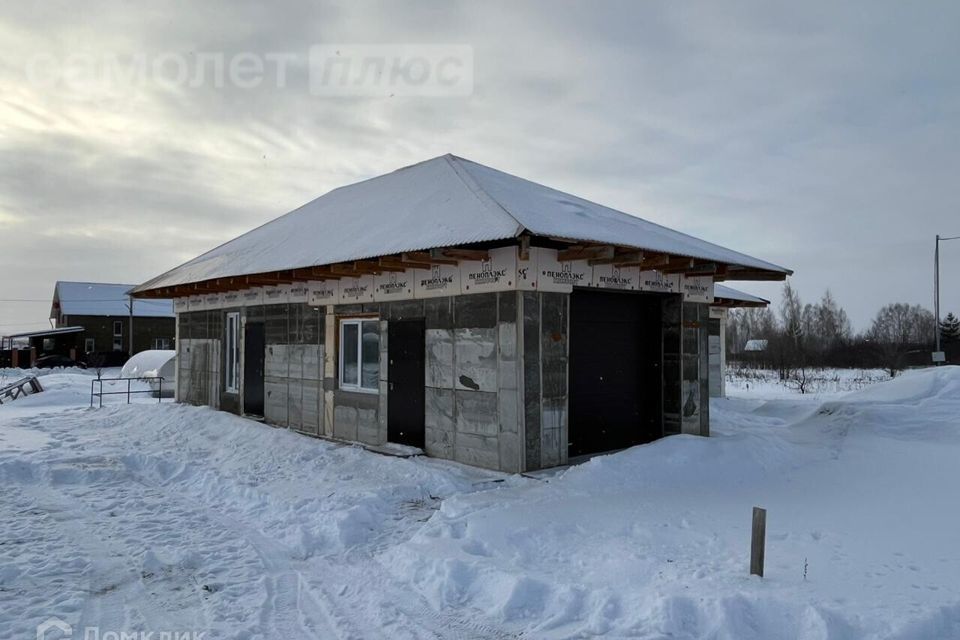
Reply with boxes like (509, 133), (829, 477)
(708, 285), (771, 398)
(132, 154), (791, 473)
(40, 281), (176, 358)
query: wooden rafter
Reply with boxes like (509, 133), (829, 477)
(351, 261), (386, 275)
(683, 262), (720, 277)
(557, 244), (615, 262)
(246, 273), (296, 285)
(441, 248), (489, 261)
(415, 250), (458, 265)
(723, 269), (788, 282)
(377, 258), (416, 273)
(713, 300), (768, 308)
(131, 236), (788, 300)
(658, 257), (697, 273)
(381, 257), (432, 270)
(639, 253), (670, 269)
(328, 264), (360, 277)
(518, 235), (530, 261)
(588, 250), (643, 266)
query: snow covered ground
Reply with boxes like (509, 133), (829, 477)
(2, 367), (960, 639)
(725, 367), (891, 400)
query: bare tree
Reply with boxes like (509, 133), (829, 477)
(86, 352), (106, 380)
(868, 303), (935, 375)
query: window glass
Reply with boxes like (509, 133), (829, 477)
(361, 320), (380, 389)
(342, 322), (359, 386)
(225, 313), (239, 392)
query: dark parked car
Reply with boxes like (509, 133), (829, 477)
(34, 355), (87, 369)
(80, 351), (129, 368)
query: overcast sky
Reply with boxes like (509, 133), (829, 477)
(2, 1), (959, 334)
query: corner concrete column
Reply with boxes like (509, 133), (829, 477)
(322, 305), (336, 437)
(719, 308), (727, 398)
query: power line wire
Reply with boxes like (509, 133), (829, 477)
(0, 298), (170, 303)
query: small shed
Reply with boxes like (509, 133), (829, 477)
(132, 155), (791, 472)
(1, 326), (85, 354)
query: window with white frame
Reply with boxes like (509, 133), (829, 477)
(153, 337), (172, 350)
(225, 312), (240, 393)
(84, 338), (95, 353)
(339, 318), (379, 392)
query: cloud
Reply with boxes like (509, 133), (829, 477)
(1, 0), (958, 333)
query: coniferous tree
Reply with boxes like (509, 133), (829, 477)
(941, 312), (960, 344)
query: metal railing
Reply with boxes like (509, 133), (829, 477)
(90, 376), (166, 408)
(0, 376), (43, 404)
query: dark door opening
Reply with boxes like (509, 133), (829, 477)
(243, 322), (265, 417)
(387, 319), (425, 448)
(568, 290), (662, 457)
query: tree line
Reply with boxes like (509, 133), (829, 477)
(726, 282), (960, 376)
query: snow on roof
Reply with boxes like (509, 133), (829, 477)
(134, 154), (791, 293)
(744, 339), (769, 351)
(54, 282), (174, 318)
(713, 284), (770, 306)
(3, 326), (85, 339)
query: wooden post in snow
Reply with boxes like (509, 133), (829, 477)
(751, 506), (767, 577)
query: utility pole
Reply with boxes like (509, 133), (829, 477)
(934, 234), (960, 364)
(936, 234), (940, 358)
(128, 295), (134, 355)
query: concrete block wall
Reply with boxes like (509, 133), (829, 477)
(176, 311), (223, 409)
(176, 289), (710, 472)
(662, 295), (683, 436)
(386, 292), (522, 472)
(256, 303), (324, 435)
(176, 298), (522, 472)
(680, 301), (710, 436)
(176, 338), (221, 408)
(520, 291), (569, 472)
(496, 292), (521, 472)
(264, 342), (324, 434)
(708, 310), (725, 398)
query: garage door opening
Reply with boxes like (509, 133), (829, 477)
(568, 289), (663, 458)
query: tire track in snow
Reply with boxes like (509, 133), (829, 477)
(5, 407), (517, 639)
(128, 459), (516, 639)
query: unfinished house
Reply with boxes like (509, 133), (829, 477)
(132, 155), (791, 473)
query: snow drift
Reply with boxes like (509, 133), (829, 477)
(385, 366), (960, 639)
(3, 367), (960, 639)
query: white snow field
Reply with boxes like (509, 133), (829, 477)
(2, 367), (960, 639)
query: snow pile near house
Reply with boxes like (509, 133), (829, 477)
(0, 384), (506, 638)
(385, 366), (960, 639)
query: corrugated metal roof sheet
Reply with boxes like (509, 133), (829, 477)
(713, 284), (770, 306)
(4, 326), (85, 339)
(134, 154), (790, 293)
(55, 282), (174, 317)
